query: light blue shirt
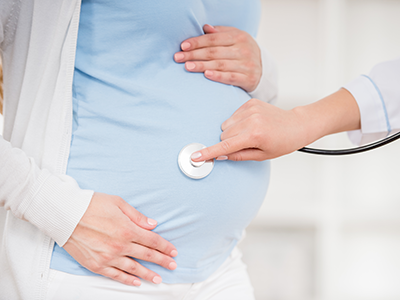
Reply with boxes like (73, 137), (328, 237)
(51, 0), (270, 283)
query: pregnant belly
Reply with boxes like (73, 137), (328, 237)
(67, 68), (270, 276)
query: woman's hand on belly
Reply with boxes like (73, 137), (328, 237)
(174, 24), (262, 92)
(63, 192), (178, 286)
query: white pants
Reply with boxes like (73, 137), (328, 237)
(46, 247), (255, 300)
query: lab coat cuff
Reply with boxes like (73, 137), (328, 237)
(248, 43), (278, 104)
(344, 75), (389, 145)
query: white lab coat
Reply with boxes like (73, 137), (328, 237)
(344, 57), (400, 145)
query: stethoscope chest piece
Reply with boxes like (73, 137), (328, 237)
(178, 143), (214, 179)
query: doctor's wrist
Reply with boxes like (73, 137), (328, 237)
(292, 88), (361, 147)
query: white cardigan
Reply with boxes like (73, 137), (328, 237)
(0, 1), (277, 298)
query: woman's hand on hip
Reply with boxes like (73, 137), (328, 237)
(63, 192), (178, 286)
(174, 24), (262, 92)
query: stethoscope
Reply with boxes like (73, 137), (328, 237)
(298, 130), (400, 155)
(178, 131), (400, 179)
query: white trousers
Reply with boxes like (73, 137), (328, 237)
(46, 247), (255, 300)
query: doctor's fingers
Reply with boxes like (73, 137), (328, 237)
(191, 135), (253, 162)
(220, 115), (256, 142)
(221, 99), (267, 131)
(225, 148), (269, 162)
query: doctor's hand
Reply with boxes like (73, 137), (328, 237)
(190, 90), (361, 162)
(191, 99), (308, 162)
(174, 24), (262, 92)
(63, 192), (178, 287)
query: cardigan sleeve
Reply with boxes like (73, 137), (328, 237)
(0, 137), (94, 247)
(248, 43), (278, 105)
(0, 1), (8, 47)
(344, 57), (400, 145)
(0, 0), (93, 248)
(0, 0), (19, 50)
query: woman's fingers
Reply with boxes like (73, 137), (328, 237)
(125, 225), (177, 259)
(102, 266), (142, 286)
(63, 193), (178, 286)
(126, 243), (178, 271)
(180, 30), (235, 51)
(203, 24), (219, 34)
(112, 257), (163, 285)
(174, 47), (241, 63)
(116, 196), (158, 230)
(180, 25), (246, 51)
(184, 59), (249, 73)
(204, 70), (258, 93)
(116, 197), (178, 258)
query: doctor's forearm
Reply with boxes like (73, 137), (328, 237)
(292, 88), (361, 146)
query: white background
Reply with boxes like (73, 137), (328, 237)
(239, 1), (400, 300)
(1, 1), (400, 299)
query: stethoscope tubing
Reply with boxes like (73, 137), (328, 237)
(297, 131), (400, 156)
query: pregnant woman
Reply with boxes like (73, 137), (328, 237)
(0, 0), (277, 299)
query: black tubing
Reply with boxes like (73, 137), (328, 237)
(298, 131), (400, 156)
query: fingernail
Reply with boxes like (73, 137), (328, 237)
(186, 62), (196, 70)
(174, 53), (184, 61)
(205, 70), (214, 77)
(170, 249), (178, 257)
(169, 262), (177, 270)
(147, 218), (157, 226)
(133, 280), (141, 286)
(191, 152), (202, 160)
(208, 24), (215, 29)
(216, 156), (228, 161)
(153, 276), (162, 284)
(181, 42), (191, 50)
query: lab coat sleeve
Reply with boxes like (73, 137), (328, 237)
(344, 57), (400, 145)
(248, 43), (278, 104)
